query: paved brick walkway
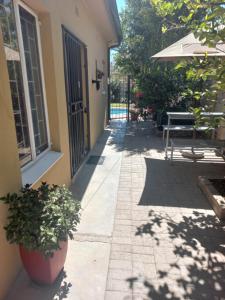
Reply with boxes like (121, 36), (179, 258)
(5, 121), (225, 300)
(105, 122), (225, 300)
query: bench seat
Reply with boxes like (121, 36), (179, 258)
(163, 125), (214, 140)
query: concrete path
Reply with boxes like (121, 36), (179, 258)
(6, 120), (225, 300)
(71, 121), (125, 237)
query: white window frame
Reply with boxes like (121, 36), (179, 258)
(13, 0), (51, 170)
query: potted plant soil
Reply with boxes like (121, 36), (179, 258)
(0, 182), (80, 285)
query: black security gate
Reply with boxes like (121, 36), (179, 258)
(63, 27), (86, 177)
(109, 74), (132, 120)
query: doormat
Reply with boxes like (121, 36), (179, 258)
(86, 156), (105, 165)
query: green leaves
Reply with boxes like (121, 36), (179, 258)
(114, 0), (188, 109)
(0, 182), (81, 257)
(150, 0), (225, 117)
(114, 0), (170, 75)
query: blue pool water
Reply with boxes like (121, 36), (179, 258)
(111, 108), (128, 115)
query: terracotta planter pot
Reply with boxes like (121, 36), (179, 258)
(131, 113), (138, 121)
(19, 240), (68, 285)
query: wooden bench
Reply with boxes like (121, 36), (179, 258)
(164, 112), (225, 159)
(163, 125), (215, 140)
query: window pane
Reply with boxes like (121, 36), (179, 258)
(19, 6), (48, 156)
(0, 0), (32, 166)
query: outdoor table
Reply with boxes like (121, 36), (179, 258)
(165, 112), (224, 159)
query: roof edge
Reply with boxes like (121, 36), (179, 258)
(105, 0), (122, 47)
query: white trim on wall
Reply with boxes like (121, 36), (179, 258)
(13, 0), (37, 161)
(13, 0), (51, 169)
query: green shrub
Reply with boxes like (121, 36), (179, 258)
(0, 182), (80, 256)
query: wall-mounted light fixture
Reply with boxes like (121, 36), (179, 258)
(92, 60), (104, 90)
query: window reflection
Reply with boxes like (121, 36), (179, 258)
(19, 6), (48, 155)
(0, 0), (32, 166)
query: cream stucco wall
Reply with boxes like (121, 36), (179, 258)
(38, 0), (110, 148)
(0, 30), (22, 300)
(0, 0), (115, 298)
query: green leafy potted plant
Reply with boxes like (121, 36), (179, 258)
(0, 182), (80, 285)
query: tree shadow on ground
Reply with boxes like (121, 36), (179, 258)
(138, 157), (225, 209)
(129, 210), (225, 299)
(6, 270), (72, 300)
(107, 120), (165, 156)
(52, 271), (72, 300)
(128, 155), (225, 299)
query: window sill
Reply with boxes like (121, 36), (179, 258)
(22, 151), (63, 187)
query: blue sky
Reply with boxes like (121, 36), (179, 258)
(116, 0), (125, 12)
(111, 0), (125, 61)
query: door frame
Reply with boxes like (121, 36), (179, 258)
(62, 25), (91, 177)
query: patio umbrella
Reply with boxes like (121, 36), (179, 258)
(152, 33), (225, 61)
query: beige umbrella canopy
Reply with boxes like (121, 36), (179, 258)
(152, 33), (225, 61)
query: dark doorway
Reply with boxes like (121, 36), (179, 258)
(62, 27), (89, 177)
